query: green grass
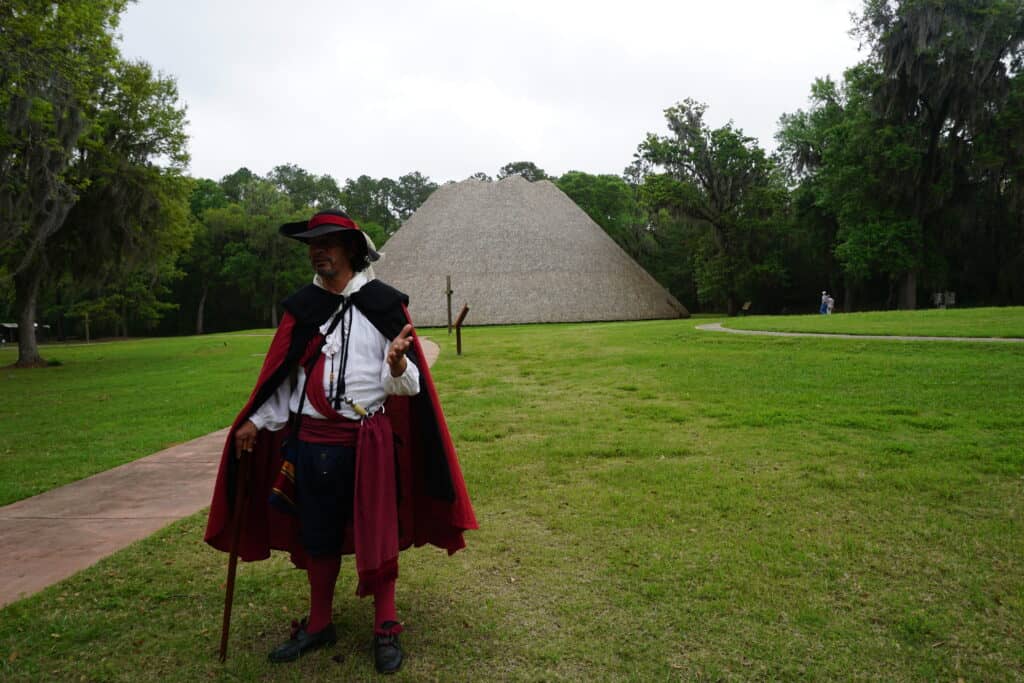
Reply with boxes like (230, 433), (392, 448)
(722, 306), (1024, 338)
(1, 321), (1023, 680)
(0, 333), (277, 505)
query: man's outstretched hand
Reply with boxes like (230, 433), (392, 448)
(388, 324), (414, 376)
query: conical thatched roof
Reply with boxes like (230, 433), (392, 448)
(374, 176), (689, 326)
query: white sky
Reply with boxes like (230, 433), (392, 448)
(118, 0), (865, 185)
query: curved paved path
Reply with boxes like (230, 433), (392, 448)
(696, 322), (1024, 343)
(0, 338), (441, 608)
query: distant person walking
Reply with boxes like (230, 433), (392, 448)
(826, 294), (835, 315)
(820, 291), (829, 315)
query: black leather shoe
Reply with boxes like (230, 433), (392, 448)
(374, 621), (403, 674)
(268, 620), (337, 663)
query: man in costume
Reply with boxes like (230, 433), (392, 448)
(205, 209), (477, 674)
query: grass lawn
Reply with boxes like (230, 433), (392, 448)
(723, 306), (1024, 338)
(1, 318), (1022, 680)
(0, 333), (276, 505)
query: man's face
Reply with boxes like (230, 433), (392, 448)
(308, 234), (351, 279)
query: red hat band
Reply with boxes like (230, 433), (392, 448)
(308, 213), (360, 231)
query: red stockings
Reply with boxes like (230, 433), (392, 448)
(306, 556), (401, 635)
(306, 555), (341, 633)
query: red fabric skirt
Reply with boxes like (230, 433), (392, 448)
(269, 412), (398, 596)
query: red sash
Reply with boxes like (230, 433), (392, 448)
(292, 349), (399, 596)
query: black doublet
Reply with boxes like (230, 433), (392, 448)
(244, 280), (455, 503)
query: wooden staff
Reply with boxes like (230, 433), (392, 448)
(219, 452), (252, 662)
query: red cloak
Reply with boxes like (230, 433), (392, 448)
(204, 281), (477, 576)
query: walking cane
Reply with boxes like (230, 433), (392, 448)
(219, 452), (252, 662)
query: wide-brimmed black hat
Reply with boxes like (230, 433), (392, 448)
(280, 209), (380, 261)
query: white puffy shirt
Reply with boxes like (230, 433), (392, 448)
(249, 272), (420, 430)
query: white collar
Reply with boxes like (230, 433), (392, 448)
(314, 270), (370, 298)
(317, 271), (371, 338)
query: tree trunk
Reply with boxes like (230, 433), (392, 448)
(843, 275), (856, 313)
(55, 289), (65, 341)
(726, 294), (738, 317)
(897, 271), (917, 310)
(196, 283), (208, 335)
(13, 262), (45, 367)
(84, 312), (91, 343)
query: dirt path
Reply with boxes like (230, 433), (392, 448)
(696, 322), (1024, 343)
(0, 338), (440, 608)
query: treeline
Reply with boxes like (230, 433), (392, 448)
(182, 0), (1024, 323)
(167, 162), (619, 335)
(4, 0), (1024, 367)
(1, 1), (192, 366)
(559, 1), (1024, 316)
(0, 2), (447, 363)
(167, 166), (440, 336)
(774, 1), (1024, 313)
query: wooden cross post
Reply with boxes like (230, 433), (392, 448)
(445, 275), (454, 335)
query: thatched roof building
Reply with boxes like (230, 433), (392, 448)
(374, 176), (689, 326)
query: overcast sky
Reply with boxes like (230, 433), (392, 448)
(118, 0), (865, 185)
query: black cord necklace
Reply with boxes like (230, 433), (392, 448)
(322, 299), (351, 409)
(329, 302), (353, 411)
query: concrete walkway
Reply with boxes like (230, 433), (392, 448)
(696, 322), (1024, 343)
(0, 338), (440, 608)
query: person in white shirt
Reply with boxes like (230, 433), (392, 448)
(205, 209), (477, 675)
